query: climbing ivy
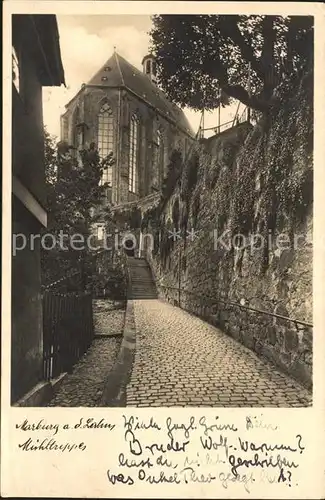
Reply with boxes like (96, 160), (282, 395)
(232, 68), (313, 243)
(181, 151), (200, 202)
(145, 68), (313, 273)
(191, 191), (200, 228)
(161, 150), (183, 205)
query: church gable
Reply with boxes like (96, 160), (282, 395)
(61, 51), (194, 205)
(86, 51), (194, 137)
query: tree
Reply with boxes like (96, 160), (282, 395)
(41, 130), (114, 283)
(150, 15), (313, 112)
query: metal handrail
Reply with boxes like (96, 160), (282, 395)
(41, 269), (81, 292)
(157, 284), (313, 328)
(200, 105), (249, 135)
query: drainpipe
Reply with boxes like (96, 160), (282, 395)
(247, 62), (251, 123)
(178, 244), (182, 307)
(139, 230), (143, 258)
(116, 88), (122, 203)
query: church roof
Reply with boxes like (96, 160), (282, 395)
(87, 52), (194, 137)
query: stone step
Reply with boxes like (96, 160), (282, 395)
(129, 275), (151, 278)
(130, 287), (156, 290)
(127, 260), (149, 267)
(129, 295), (158, 299)
(130, 283), (153, 287)
(131, 281), (155, 286)
(126, 257), (157, 299)
(131, 279), (153, 285)
(129, 271), (152, 276)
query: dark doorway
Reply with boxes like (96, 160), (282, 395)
(124, 238), (135, 257)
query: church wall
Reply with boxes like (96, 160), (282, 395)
(65, 87), (120, 202)
(118, 90), (191, 204)
(62, 85), (193, 206)
(83, 87), (120, 147)
(83, 87), (120, 203)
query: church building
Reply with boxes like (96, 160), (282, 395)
(60, 51), (194, 205)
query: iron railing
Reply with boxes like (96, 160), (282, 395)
(199, 105), (250, 138)
(42, 288), (94, 380)
(157, 284), (313, 330)
(41, 269), (84, 293)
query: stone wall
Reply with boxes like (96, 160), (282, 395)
(145, 72), (313, 389)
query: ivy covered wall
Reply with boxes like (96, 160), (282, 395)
(144, 70), (313, 389)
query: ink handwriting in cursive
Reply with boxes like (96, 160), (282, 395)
(228, 452), (299, 477)
(74, 418), (115, 430)
(199, 416), (238, 435)
(200, 433), (232, 458)
(107, 469), (134, 485)
(18, 437), (86, 452)
(118, 453), (153, 469)
(123, 415), (161, 433)
(138, 469), (181, 484)
(219, 471), (255, 493)
(238, 435), (305, 454)
(124, 429), (143, 456)
(179, 466), (216, 484)
(16, 418), (59, 436)
(146, 438), (189, 455)
(246, 415), (278, 431)
(166, 416), (196, 439)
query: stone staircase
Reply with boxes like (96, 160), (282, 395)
(127, 257), (158, 299)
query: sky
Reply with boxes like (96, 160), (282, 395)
(43, 15), (238, 140)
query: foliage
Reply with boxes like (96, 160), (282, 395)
(145, 69), (313, 276)
(172, 197), (180, 230)
(150, 15), (313, 111)
(232, 69), (313, 244)
(129, 207), (142, 229)
(181, 151), (199, 201)
(92, 265), (127, 300)
(141, 205), (160, 232)
(41, 131), (114, 284)
(191, 191), (201, 228)
(161, 150), (183, 204)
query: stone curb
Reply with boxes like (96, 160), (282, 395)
(13, 372), (67, 407)
(99, 299), (136, 407)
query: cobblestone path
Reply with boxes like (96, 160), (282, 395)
(48, 337), (121, 407)
(93, 299), (125, 336)
(126, 299), (312, 408)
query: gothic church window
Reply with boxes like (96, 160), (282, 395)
(96, 224), (105, 241)
(153, 128), (164, 188)
(97, 103), (114, 186)
(76, 125), (84, 148)
(129, 114), (140, 193)
(61, 116), (68, 142)
(157, 128), (164, 169)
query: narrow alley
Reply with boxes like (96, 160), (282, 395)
(47, 257), (312, 408)
(125, 298), (312, 408)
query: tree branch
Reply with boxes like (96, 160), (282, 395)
(221, 83), (274, 112)
(260, 16), (277, 98)
(217, 15), (266, 82)
(202, 52), (273, 111)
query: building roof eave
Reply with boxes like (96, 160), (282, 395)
(122, 85), (195, 139)
(30, 15), (65, 86)
(64, 82), (195, 138)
